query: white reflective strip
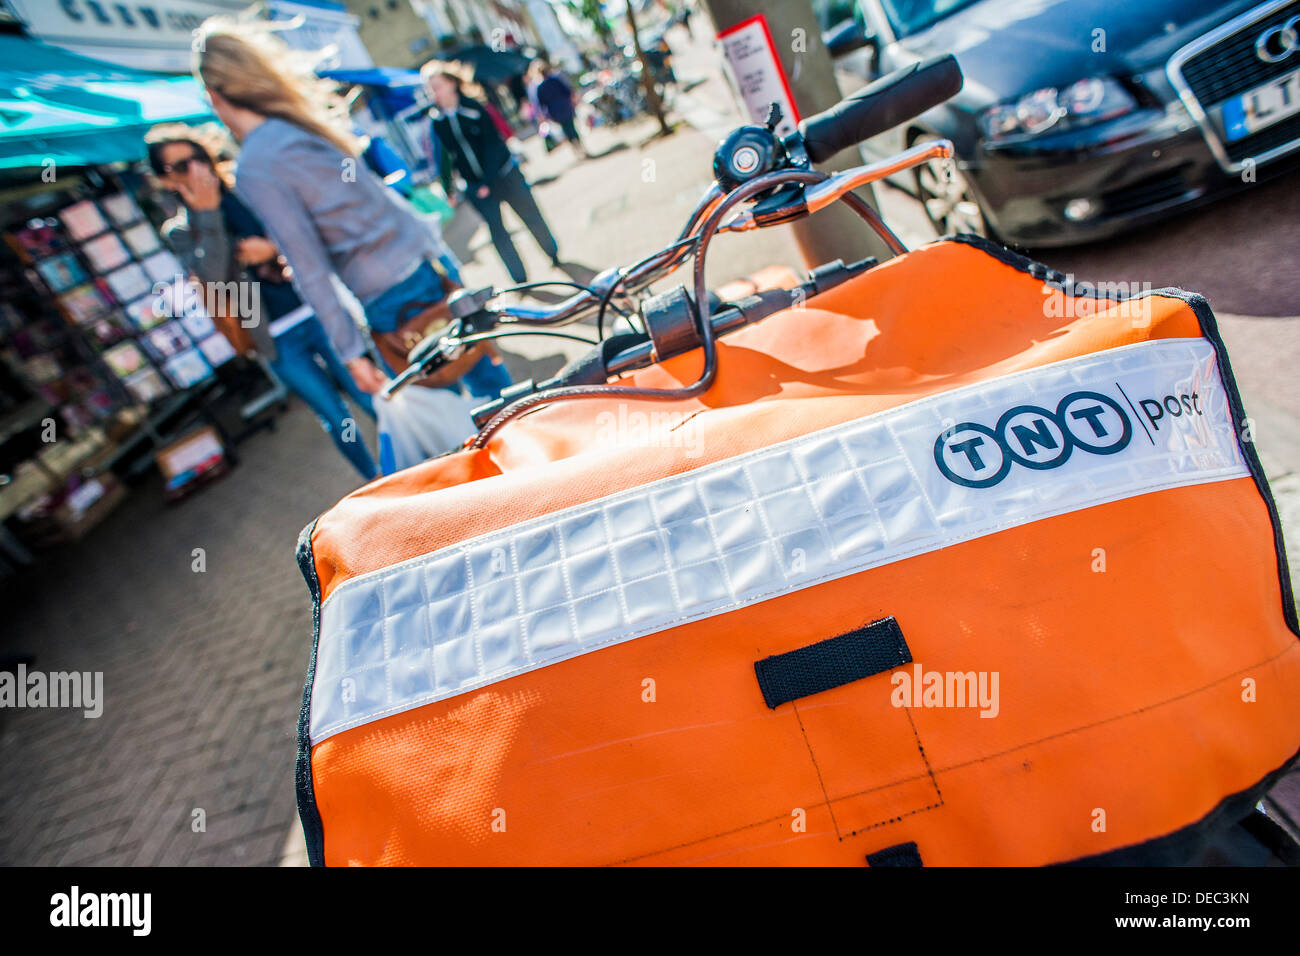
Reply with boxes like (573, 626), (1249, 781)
(310, 338), (1247, 744)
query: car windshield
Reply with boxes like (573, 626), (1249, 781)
(879, 0), (983, 36)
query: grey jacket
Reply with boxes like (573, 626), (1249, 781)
(162, 204), (280, 360)
(234, 117), (441, 362)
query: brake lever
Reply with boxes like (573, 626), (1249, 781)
(408, 322), (459, 367)
(380, 322), (464, 400)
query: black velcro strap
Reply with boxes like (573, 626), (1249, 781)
(866, 841), (923, 867)
(753, 616), (911, 709)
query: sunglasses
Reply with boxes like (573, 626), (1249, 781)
(161, 154), (208, 176)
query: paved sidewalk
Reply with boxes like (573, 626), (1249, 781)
(0, 405), (362, 865)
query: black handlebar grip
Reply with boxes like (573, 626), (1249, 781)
(798, 54), (964, 164)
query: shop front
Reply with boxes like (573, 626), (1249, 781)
(0, 34), (280, 571)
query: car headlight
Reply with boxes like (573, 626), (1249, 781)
(980, 77), (1136, 143)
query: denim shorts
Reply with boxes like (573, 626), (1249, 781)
(362, 260), (450, 336)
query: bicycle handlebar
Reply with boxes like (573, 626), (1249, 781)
(799, 54), (964, 164)
(381, 56), (965, 401)
(379, 138), (956, 400)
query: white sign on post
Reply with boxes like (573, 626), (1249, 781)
(717, 14), (801, 138)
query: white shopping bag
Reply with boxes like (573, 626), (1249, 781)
(376, 384), (477, 475)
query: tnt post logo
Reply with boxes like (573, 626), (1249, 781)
(934, 391), (1132, 488)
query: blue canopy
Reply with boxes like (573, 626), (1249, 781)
(321, 67), (424, 113)
(0, 34), (213, 171)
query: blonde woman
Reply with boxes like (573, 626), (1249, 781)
(146, 126), (379, 479)
(193, 19), (511, 400)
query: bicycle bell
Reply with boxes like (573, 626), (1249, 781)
(713, 103), (788, 193)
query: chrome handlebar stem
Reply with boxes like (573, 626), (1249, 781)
(384, 142), (954, 399)
(486, 142), (952, 325)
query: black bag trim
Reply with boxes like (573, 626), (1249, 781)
(1147, 286), (1299, 635)
(294, 518), (327, 868)
(932, 235), (1300, 865)
(866, 841), (923, 867)
(942, 233), (1298, 637)
(1059, 741), (1300, 865)
(1239, 806), (1300, 865)
(754, 617), (911, 709)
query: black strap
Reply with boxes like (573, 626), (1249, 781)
(753, 616), (911, 709)
(866, 841), (923, 867)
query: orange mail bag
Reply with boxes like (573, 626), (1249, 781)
(294, 236), (1300, 865)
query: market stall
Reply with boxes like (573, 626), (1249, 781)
(0, 35), (279, 559)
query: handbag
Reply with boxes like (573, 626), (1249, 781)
(209, 308), (256, 356)
(214, 192), (300, 357)
(368, 263), (488, 388)
(208, 255), (296, 356)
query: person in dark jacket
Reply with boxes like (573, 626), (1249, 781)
(527, 59), (586, 159)
(423, 62), (563, 284)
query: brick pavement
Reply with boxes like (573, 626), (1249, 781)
(0, 403), (362, 865)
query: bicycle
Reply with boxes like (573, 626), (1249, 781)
(296, 55), (1300, 867)
(382, 58), (961, 428)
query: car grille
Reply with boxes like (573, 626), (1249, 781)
(1170, 0), (1300, 170)
(1180, 1), (1300, 105)
(1100, 168), (1193, 218)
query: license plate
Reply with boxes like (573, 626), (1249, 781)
(1221, 67), (1300, 142)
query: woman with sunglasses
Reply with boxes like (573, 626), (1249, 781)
(191, 19), (511, 401)
(147, 127), (379, 480)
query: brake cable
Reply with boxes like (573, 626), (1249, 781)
(457, 328), (599, 348)
(492, 280), (635, 321)
(594, 235), (700, 340)
(469, 167), (831, 450)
